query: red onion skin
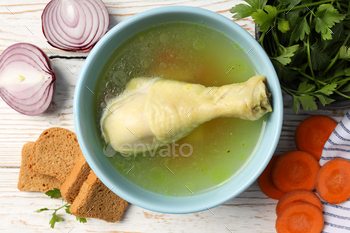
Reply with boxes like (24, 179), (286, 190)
(42, 0), (110, 53)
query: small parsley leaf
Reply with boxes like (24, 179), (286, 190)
(230, 0), (267, 19)
(310, 42), (331, 70)
(272, 44), (299, 65)
(298, 95), (318, 111)
(65, 205), (72, 215)
(290, 17), (310, 42)
(296, 82), (315, 94)
(315, 4), (346, 40)
(339, 45), (350, 60)
(76, 217), (87, 224)
(277, 0), (301, 7)
(278, 18), (290, 33)
(252, 5), (278, 32)
(315, 94), (334, 106)
(35, 208), (49, 213)
(316, 83), (337, 95)
(49, 212), (64, 229)
(45, 188), (61, 199)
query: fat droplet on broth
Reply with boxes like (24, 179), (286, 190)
(112, 71), (128, 86)
(193, 39), (205, 51)
(160, 32), (170, 43)
(141, 60), (150, 68)
(104, 93), (114, 104)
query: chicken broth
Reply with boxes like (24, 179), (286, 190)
(94, 22), (267, 196)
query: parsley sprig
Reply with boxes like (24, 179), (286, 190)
(231, 0), (350, 112)
(35, 188), (87, 228)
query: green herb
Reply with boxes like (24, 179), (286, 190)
(231, 0), (350, 112)
(35, 188), (87, 228)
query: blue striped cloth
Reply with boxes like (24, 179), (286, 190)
(319, 111), (350, 233)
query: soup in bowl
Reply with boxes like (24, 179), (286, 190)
(74, 6), (283, 213)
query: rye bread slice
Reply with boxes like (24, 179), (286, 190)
(61, 155), (91, 204)
(18, 142), (62, 193)
(70, 171), (128, 223)
(28, 127), (83, 182)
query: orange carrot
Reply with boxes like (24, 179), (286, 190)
(295, 115), (337, 160)
(258, 156), (285, 200)
(316, 158), (350, 204)
(276, 189), (323, 216)
(272, 151), (320, 193)
(276, 202), (324, 233)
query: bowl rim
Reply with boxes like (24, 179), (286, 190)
(74, 6), (283, 214)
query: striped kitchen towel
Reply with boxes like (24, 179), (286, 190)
(319, 111), (350, 233)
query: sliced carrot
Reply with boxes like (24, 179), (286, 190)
(295, 115), (337, 161)
(316, 158), (350, 204)
(276, 202), (324, 233)
(276, 189), (323, 216)
(272, 151), (320, 193)
(258, 156), (285, 200)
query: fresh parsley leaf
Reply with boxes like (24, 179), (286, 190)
(272, 60), (298, 82)
(316, 83), (337, 95)
(65, 205), (72, 215)
(296, 82), (315, 94)
(298, 95), (318, 111)
(310, 41), (331, 70)
(290, 17), (310, 42)
(315, 4), (346, 40)
(272, 44), (299, 65)
(339, 45), (350, 60)
(36, 189), (87, 228)
(252, 5), (278, 32)
(230, 0), (267, 19)
(45, 188), (61, 199)
(76, 217), (87, 224)
(315, 94), (334, 106)
(277, 0), (301, 7)
(278, 18), (290, 33)
(35, 208), (49, 213)
(49, 212), (64, 229)
(320, 22), (344, 49)
(292, 95), (301, 113)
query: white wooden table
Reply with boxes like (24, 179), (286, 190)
(0, 1), (348, 232)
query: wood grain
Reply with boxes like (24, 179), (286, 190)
(0, 0), (348, 232)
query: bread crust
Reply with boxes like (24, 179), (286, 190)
(61, 155), (91, 204)
(18, 142), (62, 193)
(70, 171), (128, 222)
(28, 127), (83, 182)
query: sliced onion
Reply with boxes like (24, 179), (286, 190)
(42, 0), (109, 52)
(0, 43), (56, 116)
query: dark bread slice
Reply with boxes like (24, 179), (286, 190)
(18, 142), (62, 192)
(28, 127), (83, 182)
(70, 171), (128, 223)
(61, 155), (91, 204)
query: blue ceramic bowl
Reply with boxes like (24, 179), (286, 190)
(74, 6), (283, 214)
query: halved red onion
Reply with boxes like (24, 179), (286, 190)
(0, 43), (56, 116)
(42, 0), (109, 52)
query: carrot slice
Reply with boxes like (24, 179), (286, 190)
(258, 156), (285, 200)
(295, 115), (337, 161)
(272, 151), (320, 193)
(316, 158), (350, 204)
(276, 189), (323, 216)
(276, 202), (324, 233)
